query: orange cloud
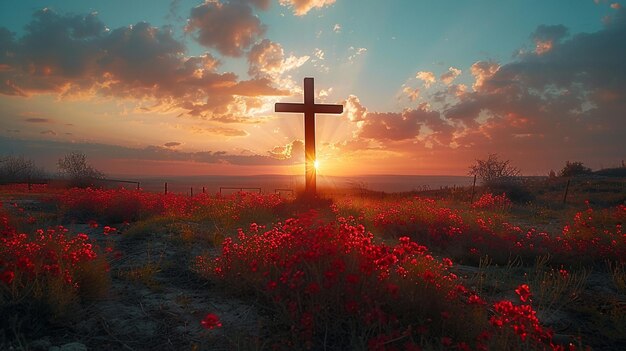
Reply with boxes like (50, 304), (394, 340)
(0, 10), (288, 121)
(186, 1), (265, 57)
(415, 71), (436, 88)
(469, 61), (499, 91)
(279, 0), (337, 16)
(247, 39), (310, 79)
(440, 67), (462, 85)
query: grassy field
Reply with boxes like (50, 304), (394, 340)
(0, 177), (624, 350)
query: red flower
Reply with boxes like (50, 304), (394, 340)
(515, 284), (532, 303)
(201, 313), (222, 330)
(1, 270), (14, 284)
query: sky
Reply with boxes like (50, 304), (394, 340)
(0, 0), (625, 177)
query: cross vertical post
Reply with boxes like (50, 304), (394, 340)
(303, 78), (316, 195)
(275, 78), (343, 197)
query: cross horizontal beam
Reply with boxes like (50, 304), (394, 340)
(275, 102), (344, 114)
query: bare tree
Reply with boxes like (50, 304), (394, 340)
(468, 154), (521, 184)
(0, 155), (48, 184)
(58, 152), (104, 187)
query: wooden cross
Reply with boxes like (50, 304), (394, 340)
(275, 77), (343, 196)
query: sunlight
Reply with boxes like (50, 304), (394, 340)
(314, 160), (320, 170)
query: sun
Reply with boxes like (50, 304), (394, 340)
(314, 160), (320, 170)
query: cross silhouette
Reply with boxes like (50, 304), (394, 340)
(275, 77), (343, 196)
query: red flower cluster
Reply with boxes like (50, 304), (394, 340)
(197, 210), (563, 349)
(472, 193), (512, 211)
(200, 313), (222, 330)
(1, 202), (101, 291)
(57, 188), (284, 223)
(359, 196), (625, 266)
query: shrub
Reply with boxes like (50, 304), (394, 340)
(57, 152), (104, 188)
(559, 161), (592, 177)
(469, 154), (521, 184)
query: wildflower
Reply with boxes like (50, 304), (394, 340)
(515, 284), (532, 303)
(201, 313), (222, 329)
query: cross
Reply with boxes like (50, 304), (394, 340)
(275, 77), (343, 196)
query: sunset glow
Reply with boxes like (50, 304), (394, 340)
(0, 1), (624, 177)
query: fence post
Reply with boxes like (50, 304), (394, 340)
(190, 187), (193, 197)
(165, 182), (168, 195)
(563, 179), (571, 204)
(137, 182), (140, 190)
(202, 186), (206, 194)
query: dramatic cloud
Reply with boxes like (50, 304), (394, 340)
(0, 9), (287, 120)
(279, 0), (337, 16)
(439, 9), (626, 169)
(186, 1), (265, 57)
(440, 67), (462, 85)
(247, 39), (309, 79)
(164, 142), (182, 148)
(415, 71), (436, 88)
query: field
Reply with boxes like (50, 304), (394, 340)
(1, 178), (624, 350)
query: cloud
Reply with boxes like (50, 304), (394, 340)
(347, 47), (367, 62)
(415, 71), (436, 88)
(24, 117), (53, 123)
(611, 3), (622, 9)
(247, 39), (309, 79)
(530, 24), (568, 55)
(333, 24), (342, 33)
(268, 139), (304, 161)
(341, 94), (367, 122)
(338, 11), (626, 172)
(279, 0), (337, 16)
(437, 11), (626, 169)
(189, 125), (249, 137)
(164, 141), (181, 148)
(40, 129), (57, 135)
(402, 86), (420, 101)
(185, 1), (265, 57)
(313, 48), (325, 60)
(0, 9), (288, 120)
(0, 135), (308, 167)
(469, 61), (500, 91)
(440, 67), (462, 85)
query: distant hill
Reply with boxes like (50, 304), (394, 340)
(594, 167), (626, 177)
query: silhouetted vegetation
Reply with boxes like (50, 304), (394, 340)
(559, 161), (592, 177)
(0, 155), (48, 184)
(57, 152), (104, 188)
